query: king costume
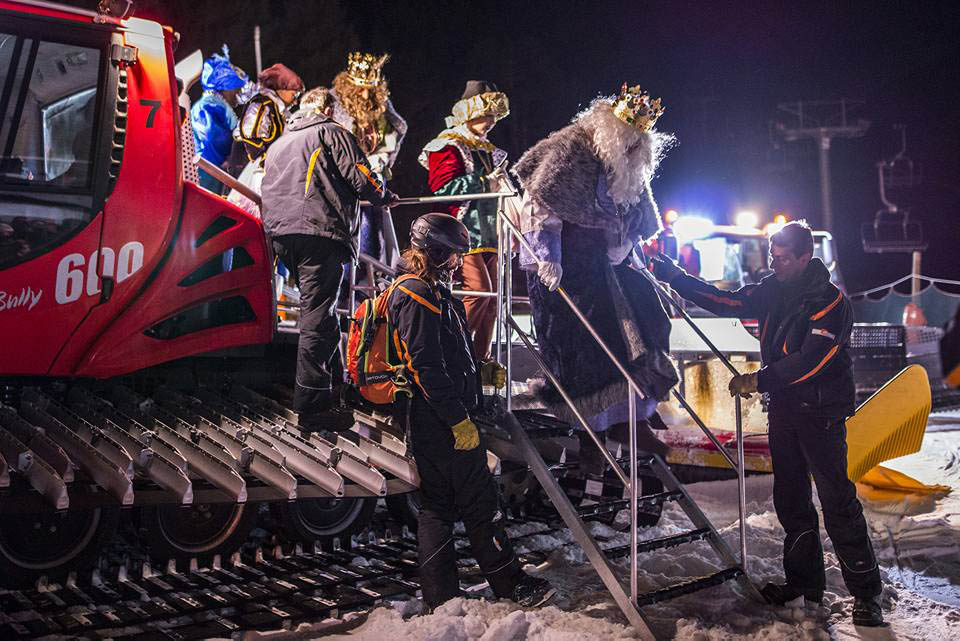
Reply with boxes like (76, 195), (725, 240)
(331, 52), (407, 270)
(513, 85), (678, 449)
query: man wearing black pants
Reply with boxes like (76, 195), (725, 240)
(652, 221), (883, 626)
(261, 99), (396, 430)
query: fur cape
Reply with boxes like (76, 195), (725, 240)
(513, 103), (678, 428)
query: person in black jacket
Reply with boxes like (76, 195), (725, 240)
(389, 213), (554, 611)
(261, 104), (397, 431)
(652, 221), (884, 626)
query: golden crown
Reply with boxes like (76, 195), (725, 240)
(346, 52), (389, 87)
(612, 83), (664, 131)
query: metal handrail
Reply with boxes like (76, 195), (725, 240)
(630, 262), (749, 565)
(507, 317), (631, 488)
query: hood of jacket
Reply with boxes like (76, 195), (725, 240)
(286, 108), (334, 132)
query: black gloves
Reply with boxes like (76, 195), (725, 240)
(650, 253), (684, 283)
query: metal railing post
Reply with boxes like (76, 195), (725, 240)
(503, 196), (514, 410)
(629, 387), (638, 604)
(495, 210), (505, 366)
(735, 396), (747, 566)
(508, 315), (632, 489)
(633, 263), (750, 570)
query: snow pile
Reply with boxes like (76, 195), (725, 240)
(283, 425), (960, 640)
(315, 599), (639, 641)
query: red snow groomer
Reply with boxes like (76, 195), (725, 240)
(0, 0), (418, 588)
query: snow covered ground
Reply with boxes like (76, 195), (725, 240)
(240, 417), (960, 641)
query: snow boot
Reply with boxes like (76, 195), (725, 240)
(512, 574), (556, 608)
(852, 595), (884, 627)
(761, 582), (823, 606)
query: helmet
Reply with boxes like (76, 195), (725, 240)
(410, 213), (470, 257)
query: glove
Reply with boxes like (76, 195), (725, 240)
(481, 360), (507, 389)
(451, 418), (480, 451)
(538, 261), (563, 291)
(383, 190), (400, 208)
(728, 372), (759, 399)
(485, 167), (510, 193)
(650, 253), (683, 283)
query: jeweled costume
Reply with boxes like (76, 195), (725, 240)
(513, 86), (678, 436)
(419, 82), (509, 360)
(331, 53), (407, 269)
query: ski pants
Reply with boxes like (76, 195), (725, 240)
(403, 395), (522, 608)
(271, 235), (350, 415)
(768, 412), (882, 599)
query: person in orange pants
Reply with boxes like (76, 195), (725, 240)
(418, 81), (510, 361)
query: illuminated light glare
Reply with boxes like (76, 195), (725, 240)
(672, 216), (714, 244)
(764, 221), (786, 236)
(734, 210), (759, 229)
(764, 213), (789, 236)
(664, 209), (679, 224)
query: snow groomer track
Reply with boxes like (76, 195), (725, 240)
(0, 383), (669, 640)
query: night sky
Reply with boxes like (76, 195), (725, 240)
(73, 0), (960, 294)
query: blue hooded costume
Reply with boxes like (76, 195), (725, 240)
(191, 48), (244, 192)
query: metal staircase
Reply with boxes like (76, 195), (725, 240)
(490, 202), (764, 640)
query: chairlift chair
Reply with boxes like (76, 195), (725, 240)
(862, 126), (925, 254)
(861, 209), (927, 254)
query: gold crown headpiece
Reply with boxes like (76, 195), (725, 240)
(612, 83), (664, 131)
(346, 52), (389, 87)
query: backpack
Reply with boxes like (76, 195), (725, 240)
(346, 274), (422, 405)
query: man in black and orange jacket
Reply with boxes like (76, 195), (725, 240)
(652, 221), (883, 626)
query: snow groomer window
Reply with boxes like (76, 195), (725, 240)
(0, 31), (103, 268)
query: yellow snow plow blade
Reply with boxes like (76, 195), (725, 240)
(846, 364), (931, 483)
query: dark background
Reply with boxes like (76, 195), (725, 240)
(76, 0), (960, 293)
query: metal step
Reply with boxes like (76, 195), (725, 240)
(575, 491), (684, 519)
(635, 567), (743, 606)
(605, 528), (712, 559)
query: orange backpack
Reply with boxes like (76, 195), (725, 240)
(346, 274), (421, 405)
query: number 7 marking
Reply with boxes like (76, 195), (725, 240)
(140, 99), (161, 128)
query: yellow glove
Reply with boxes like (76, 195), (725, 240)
(451, 418), (480, 451)
(481, 360), (507, 390)
(728, 372), (759, 399)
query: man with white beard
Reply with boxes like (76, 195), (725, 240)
(512, 84), (679, 469)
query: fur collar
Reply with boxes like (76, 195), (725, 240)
(512, 114), (664, 241)
(575, 100), (674, 206)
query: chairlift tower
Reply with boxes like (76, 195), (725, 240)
(775, 99), (870, 234)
